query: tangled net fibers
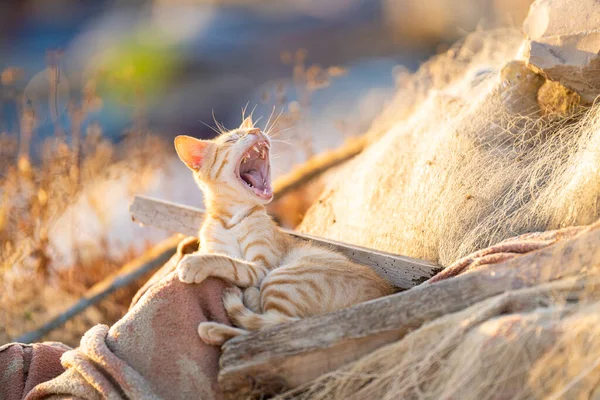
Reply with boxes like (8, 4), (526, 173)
(299, 28), (600, 266)
(289, 28), (600, 399)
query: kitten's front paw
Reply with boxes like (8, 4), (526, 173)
(177, 255), (209, 283)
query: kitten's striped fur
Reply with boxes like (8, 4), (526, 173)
(174, 116), (394, 345)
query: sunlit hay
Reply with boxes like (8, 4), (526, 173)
(279, 273), (600, 400)
(298, 28), (600, 266)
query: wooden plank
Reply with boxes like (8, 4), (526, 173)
(14, 236), (180, 344)
(129, 195), (442, 289)
(130, 195), (203, 237)
(218, 226), (600, 398)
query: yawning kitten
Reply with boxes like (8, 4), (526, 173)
(174, 116), (394, 345)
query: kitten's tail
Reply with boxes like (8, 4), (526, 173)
(223, 288), (298, 331)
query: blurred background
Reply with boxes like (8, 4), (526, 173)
(0, 0), (532, 346)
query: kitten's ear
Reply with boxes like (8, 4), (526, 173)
(240, 116), (254, 129)
(174, 135), (210, 170)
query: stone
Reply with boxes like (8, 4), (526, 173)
(537, 79), (581, 115)
(522, 0), (600, 103)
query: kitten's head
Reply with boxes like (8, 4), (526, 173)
(174, 116), (273, 204)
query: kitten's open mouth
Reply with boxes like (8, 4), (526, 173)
(237, 140), (272, 200)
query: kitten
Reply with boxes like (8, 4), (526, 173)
(174, 116), (395, 345)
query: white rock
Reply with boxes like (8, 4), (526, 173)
(522, 0), (600, 102)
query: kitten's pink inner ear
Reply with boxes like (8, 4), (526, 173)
(174, 135), (209, 170)
(240, 116), (253, 129)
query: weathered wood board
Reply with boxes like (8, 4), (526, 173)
(218, 227), (600, 398)
(129, 195), (442, 289)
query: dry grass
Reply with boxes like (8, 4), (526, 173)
(0, 131), (168, 345)
(0, 66), (170, 346)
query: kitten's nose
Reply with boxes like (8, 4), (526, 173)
(249, 128), (267, 141)
(248, 127), (260, 136)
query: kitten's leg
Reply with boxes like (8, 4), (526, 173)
(199, 286), (248, 346)
(177, 253), (269, 287)
(243, 286), (262, 313)
(198, 322), (246, 346)
(223, 285), (298, 331)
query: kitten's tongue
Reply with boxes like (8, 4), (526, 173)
(242, 170), (264, 189)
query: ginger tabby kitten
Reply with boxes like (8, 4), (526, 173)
(174, 116), (394, 345)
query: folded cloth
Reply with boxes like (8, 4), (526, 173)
(0, 341), (70, 400)
(426, 223), (595, 283)
(0, 237), (232, 400)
